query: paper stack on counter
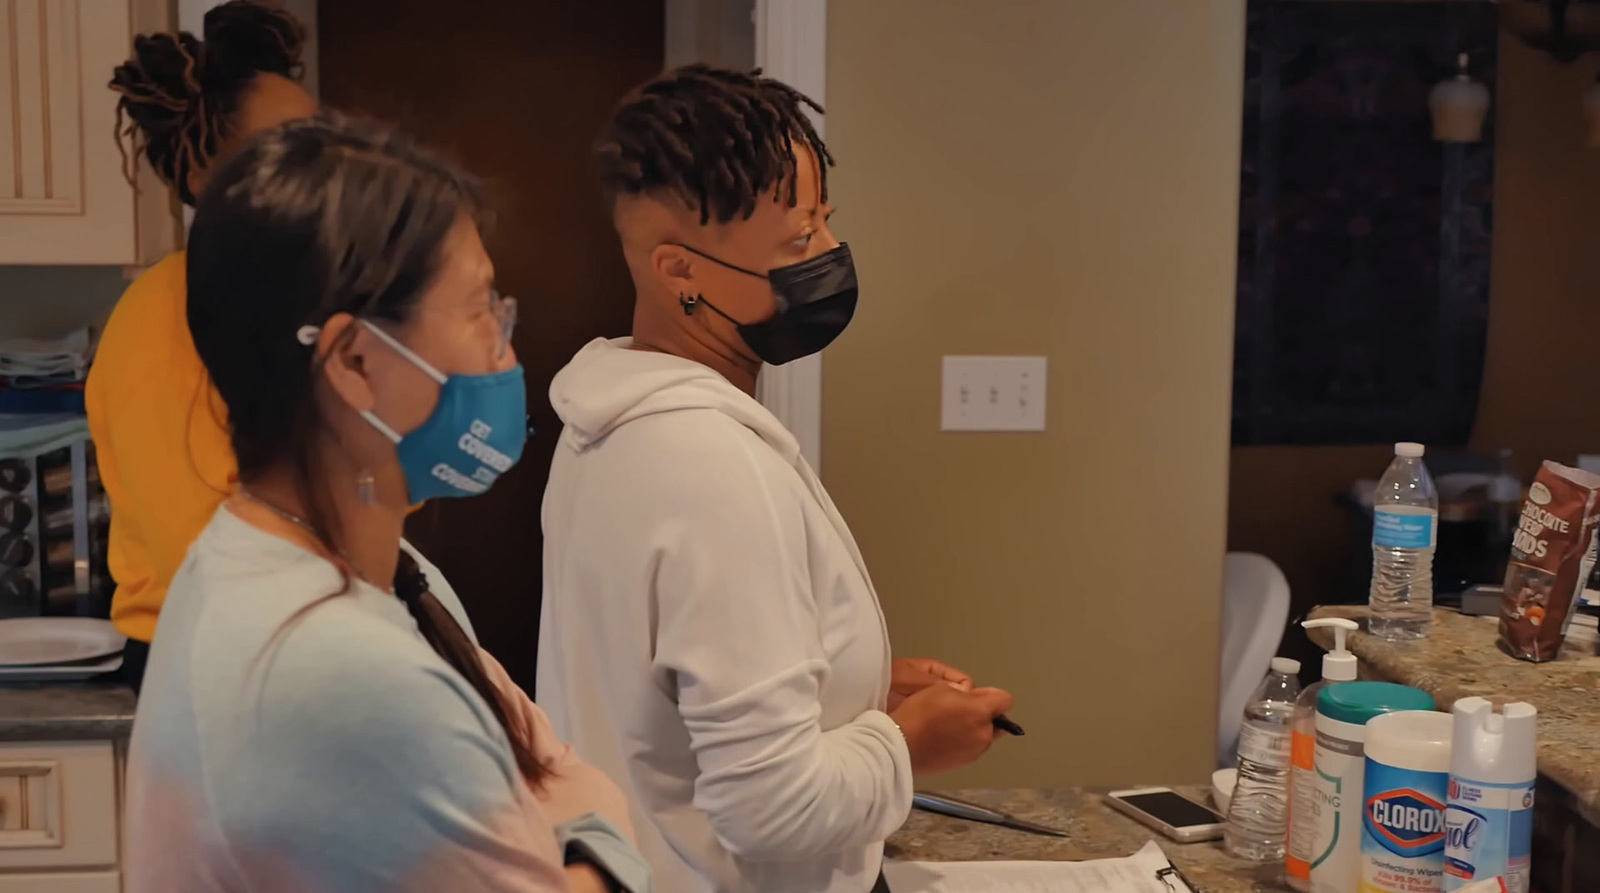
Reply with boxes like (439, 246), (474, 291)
(882, 840), (1195, 893)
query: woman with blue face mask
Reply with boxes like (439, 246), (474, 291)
(123, 115), (650, 893)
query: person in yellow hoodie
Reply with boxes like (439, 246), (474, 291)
(88, 0), (316, 689)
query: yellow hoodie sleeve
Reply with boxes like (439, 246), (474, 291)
(87, 252), (236, 643)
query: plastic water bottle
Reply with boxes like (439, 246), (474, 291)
(1370, 442), (1439, 640)
(1226, 657), (1302, 862)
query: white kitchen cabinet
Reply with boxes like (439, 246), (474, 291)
(0, 740), (117, 872)
(0, 0), (180, 265)
(0, 871), (118, 893)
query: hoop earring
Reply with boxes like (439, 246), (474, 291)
(356, 469), (377, 507)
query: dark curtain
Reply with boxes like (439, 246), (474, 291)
(1233, 1), (1498, 447)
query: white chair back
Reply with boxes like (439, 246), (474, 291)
(1218, 552), (1291, 767)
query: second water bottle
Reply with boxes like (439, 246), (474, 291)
(1225, 657), (1301, 862)
(1369, 442), (1439, 640)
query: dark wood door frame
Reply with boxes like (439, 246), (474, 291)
(319, 0), (664, 688)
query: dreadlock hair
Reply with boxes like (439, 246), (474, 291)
(109, 0), (304, 206)
(595, 64), (835, 226)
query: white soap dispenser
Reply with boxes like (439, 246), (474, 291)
(1285, 618), (1360, 890)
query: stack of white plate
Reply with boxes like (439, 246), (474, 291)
(0, 618), (124, 681)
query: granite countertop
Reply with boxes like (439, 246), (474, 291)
(0, 682), (136, 741)
(1307, 605), (1600, 817)
(888, 787), (1290, 893)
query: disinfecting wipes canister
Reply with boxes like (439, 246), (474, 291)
(1444, 699), (1537, 893)
(1311, 683), (1435, 893)
(1311, 712), (1368, 893)
(1362, 711), (1453, 893)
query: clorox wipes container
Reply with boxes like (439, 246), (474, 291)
(1311, 683), (1435, 893)
(1362, 710), (1453, 893)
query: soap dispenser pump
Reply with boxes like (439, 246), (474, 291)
(1310, 617), (1359, 684)
(1285, 617), (1361, 890)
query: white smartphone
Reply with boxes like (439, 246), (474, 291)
(1105, 787), (1225, 843)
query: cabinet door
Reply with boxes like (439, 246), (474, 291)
(0, 740), (117, 872)
(0, 871), (118, 893)
(0, 0), (175, 265)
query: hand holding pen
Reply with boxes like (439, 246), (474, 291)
(887, 656), (1022, 773)
(891, 683), (1015, 776)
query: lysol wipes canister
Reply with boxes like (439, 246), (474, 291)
(1444, 698), (1537, 893)
(1362, 710), (1453, 893)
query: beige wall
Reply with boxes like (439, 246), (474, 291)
(824, 1), (1246, 787)
(664, 0), (754, 71)
(1228, 36), (1600, 620)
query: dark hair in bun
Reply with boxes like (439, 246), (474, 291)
(109, 0), (305, 206)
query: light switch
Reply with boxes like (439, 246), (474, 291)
(940, 356), (1047, 432)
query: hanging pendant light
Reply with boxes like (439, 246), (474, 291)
(1430, 54), (1492, 143)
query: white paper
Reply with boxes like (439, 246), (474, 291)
(881, 840), (1194, 893)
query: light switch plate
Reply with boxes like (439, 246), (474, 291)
(940, 356), (1047, 432)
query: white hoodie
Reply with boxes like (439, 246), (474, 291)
(537, 338), (913, 893)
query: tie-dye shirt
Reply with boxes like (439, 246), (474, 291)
(126, 504), (636, 893)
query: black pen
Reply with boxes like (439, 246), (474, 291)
(992, 714), (1025, 736)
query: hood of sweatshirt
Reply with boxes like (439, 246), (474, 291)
(548, 338), (801, 462)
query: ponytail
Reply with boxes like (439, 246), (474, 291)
(393, 550), (548, 784)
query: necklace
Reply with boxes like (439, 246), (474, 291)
(238, 489), (386, 592)
(239, 489), (317, 536)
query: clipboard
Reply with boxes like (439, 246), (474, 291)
(881, 840), (1199, 892)
(1155, 858), (1199, 893)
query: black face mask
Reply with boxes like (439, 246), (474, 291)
(676, 243), (858, 366)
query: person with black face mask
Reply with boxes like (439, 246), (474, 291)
(536, 66), (1017, 893)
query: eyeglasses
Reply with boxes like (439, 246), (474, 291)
(490, 289), (518, 361)
(389, 289), (518, 364)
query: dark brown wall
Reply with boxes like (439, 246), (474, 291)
(1228, 35), (1600, 673)
(318, 0), (663, 687)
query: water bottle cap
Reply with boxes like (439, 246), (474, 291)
(1395, 442), (1426, 458)
(1270, 657), (1301, 676)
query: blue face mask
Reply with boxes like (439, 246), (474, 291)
(358, 321), (529, 503)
